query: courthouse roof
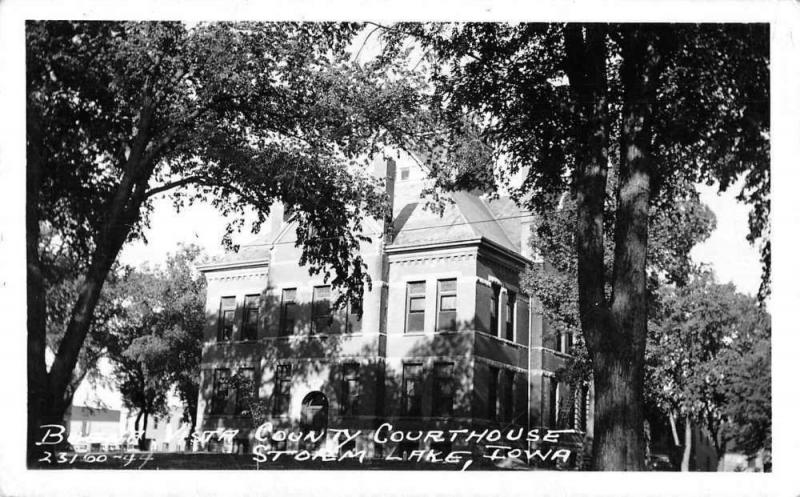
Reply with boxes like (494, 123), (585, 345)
(391, 190), (529, 255)
(200, 230), (272, 269)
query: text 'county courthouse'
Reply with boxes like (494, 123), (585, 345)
(194, 152), (592, 457)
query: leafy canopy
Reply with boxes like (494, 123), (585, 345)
(27, 21), (427, 306)
(102, 245), (207, 422)
(380, 22), (769, 299)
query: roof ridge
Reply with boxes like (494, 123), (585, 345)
(451, 191), (515, 250)
(477, 194), (516, 247)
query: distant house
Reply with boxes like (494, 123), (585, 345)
(120, 405), (192, 452)
(195, 152), (591, 459)
(66, 405), (123, 452)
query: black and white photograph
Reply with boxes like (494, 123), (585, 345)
(1, 1), (798, 496)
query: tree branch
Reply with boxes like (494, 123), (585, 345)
(145, 175), (206, 198)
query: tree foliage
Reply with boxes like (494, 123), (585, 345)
(382, 22), (769, 297)
(382, 22), (768, 469)
(647, 275), (771, 459)
(27, 21), (428, 452)
(523, 182), (717, 389)
(40, 224), (126, 404)
(102, 245), (206, 442)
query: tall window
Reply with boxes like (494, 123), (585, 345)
(557, 332), (573, 354)
(402, 363), (423, 416)
(548, 380), (559, 428)
(241, 295), (259, 341)
(312, 285), (333, 334)
(405, 282), (426, 333)
(505, 291), (516, 341)
(577, 385), (589, 431)
(489, 285), (501, 336)
(432, 362), (454, 417)
(235, 368), (255, 415)
(504, 370), (516, 422)
(488, 366), (499, 420)
(340, 363), (360, 416)
(272, 364), (292, 416)
(436, 279), (457, 331)
(211, 368), (231, 414)
(345, 300), (362, 334)
(218, 297), (236, 341)
(279, 289), (297, 337)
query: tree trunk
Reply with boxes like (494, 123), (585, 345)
(669, 412), (681, 447)
(134, 409), (143, 434)
(681, 416), (692, 471)
(31, 99), (159, 452)
(591, 351), (646, 469)
(564, 23), (650, 471)
(26, 111), (52, 464)
(570, 25), (665, 471)
(139, 411), (150, 451)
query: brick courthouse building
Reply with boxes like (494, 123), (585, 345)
(194, 152), (591, 458)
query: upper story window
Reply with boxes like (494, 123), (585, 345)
(241, 295), (259, 341)
(402, 363), (423, 416)
(211, 368), (231, 414)
(405, 281), (426, 333)
(340, 363), (360, 416)
(279, 289), (297, 337)
(557, 332), (573, 354)
(345, 300), (362, 334)
(436, 279), (457, 331)
(272, 364), (292, 416)
(218, 297), (236, 342)
(489, 285), (501, 337)
(505, 291), (516, 341)
(432, 362), (454, 417)
(312, 285), (333, 334)
(399, 167), (410, 181)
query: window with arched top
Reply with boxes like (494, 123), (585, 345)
(300, 391), (328, 434)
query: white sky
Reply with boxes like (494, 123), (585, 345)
(692, 181), (764, 299)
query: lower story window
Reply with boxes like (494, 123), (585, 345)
(211, 368), (231, 414)
(488, 366), (499, 421)
(503, 370), (515, 423)
(340, 363), (360, 416)
(234, 367), (256, 415)
(272, 364), (292, 416)
(402, 363), (423, 416)
(432, 362), (454, 417)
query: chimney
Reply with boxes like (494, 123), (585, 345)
(267, 201), (285, 243)
(375, 157), (396, 243)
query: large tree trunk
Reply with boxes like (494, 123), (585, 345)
(592, 351), (645, 469)
(564, 24), (633, 470)
(564, 24), (665, 471)
(26, 111), (50, 464)
(28, 98), (159, 459)
(593, 25), (664, 472)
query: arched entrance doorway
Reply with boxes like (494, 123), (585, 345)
(300, 391), (328, 449)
